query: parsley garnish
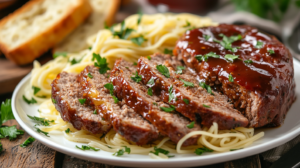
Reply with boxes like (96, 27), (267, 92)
(183, 98), (189, 104)
(175, 66), (185, 74)
(228, 74), (234, 82)
(35, 127), (49, 137)
(104, 82), (114, 95)
(27, 115), (54, 126)
(268, 49), (275, 54)
(168, 85), (175, 102)
(160, 105), (176, 112)
(87, 73), (93, 79)
(153, 102), (158, 106)
(214, 34), (242, 52)
(199, 82), (213, 95)
(78, 98), (86, 105)
(147, 88), (153, 96)
(93, 109), (97, 114)
(0, 142), (2, 152)
(131, 35), (147, 46)
(147, 55), (151, 60)
(112, 96), (119, 104)
(88, 46), (92, 50)
(23, 95), (37, 104)
(187, 121), (195, 129)
(133, 62), (138, 66)
(179, 79), (194, 87)
(203, 34), (211, 41)
(32, 86), (40, 95)
(203, 104), (211, 108)
(69, 58), (82, 65)
(244, 60), (253, 64)
(100, 133), (106, 139)
(163, 48), (173, 55)
(65, 128), (70, 133)
(255, 41), (264, 49)
(124, 146), (131, 154)
(92, 53), (110, 74)
(51, 98), (56, 104)
(183, 20), (191, 27)
(131, 71), (142, 83)
(0, 99), (15, 125)
(20, 137), (35, 147)
(110, 21), (134, 39)
(195, 52), (220, 62)
(156, 65), (170, 78)
(137, 10), (143, 25)
(150, 146), (174, 158)
(194, 147), (213, 155)
(230, 148), (243, 151)
(147, 77), (155, 86)
(53, 52), (67, 59)
(224, 54), (239, 62)
(76, 145), (100, 151)
(113, 146), (130, 156)
(0, 125), (24, 140)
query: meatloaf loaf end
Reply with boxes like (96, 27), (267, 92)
(175, 24), (296, 127)
(78, 65), (159, 145)
(138, 54), (249, 129)
(51, 72), (112, 134)
(110, 59), (201, 146)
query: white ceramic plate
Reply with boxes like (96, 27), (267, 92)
(12, 59), (300, 168)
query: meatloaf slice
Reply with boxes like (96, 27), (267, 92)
(51, 72), (111, 134)
(175, 24), (296, 127)
(78, 65), (159, 145)
(138, 54), (249, 129)
(110, 59), (201, 146)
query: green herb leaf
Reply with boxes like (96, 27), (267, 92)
(69, 58), (82, 65)
(244, 60), (253, 64)
(224, 54), (239, 62)
(230, 148), (243, 151)
(156, 65), (170, 78)
(76, 145), (100, 151)
(88, 46), (92, 50)
(100, 133), (106, 139)
(113, 146), (130, 156)
(131, 71), (142, 83)
(20, 137), (35, 147)
(194, 147), (213, 155)
(203, 34), (211, 41)
(175, 66), (185, 74)
(92, 53), (110, 74)
(53, 52), (67, 59)
(0, 125), (24, 140)
(78, 98), (86, 105)
(255, 41), (264, 49)
(268, 49), (275, 54)
(160, 105), (176, 112)
(203, 104), (211, 108)
(137, 10), (143, 25)
(195, 52), (220, 62)
(32, 86), (41, 95)
(131, 35), (147, 46)
(51, 98), (56, 104)
(199, 82), (213, 95)
(187, 121), (195, 129)
(147, 56), (151, 60)
(93, 109), (97, 114)
(179, 79), (194, 87)
(168, 85), (175, 102)
(35, 127), (49, 137)
(0, 141), (2, 152)
(133, 62), (138, 66)
(183, 98), (189, 105)
(65, 128), (70, 133)
(147, 77), (155, 86)
(104, 82), (114, 95)
(153, 102), (158, 106)
(183, 20), (191, 27)
(27, 115), (54, 126)
(110, 21), (135, 39)
(150, 146), (174, 158)
(87, 73), (93, 79)
(147, 88), (153, 96)
(23, 95), (37, 104)
(163, 48), (173, 55)
(112, 96), (119, 104)
(0, 99), (15, 125)
(228, 74), (234, 82)
(215, 34), (242, 52)
(123, 146), (131, 154)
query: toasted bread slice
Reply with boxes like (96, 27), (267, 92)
(0, 0), (92, 65)
(53, 0), (120, 53)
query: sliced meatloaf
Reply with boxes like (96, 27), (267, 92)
(110, 59), (201, 146)
(51, 72), (111, 134)
(78, 65), (159, 145)
(175, 24), (296, 127)
(138, 54), (249, 129)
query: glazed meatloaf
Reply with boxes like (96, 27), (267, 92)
(78, 66), (159, 145)
(138, 54), (249, 129)
(175, 24), (296, 127)
(51, 72), (111, 134)
(110, 59), (201, 146)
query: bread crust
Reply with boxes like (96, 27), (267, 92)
(105, 0), (120, 26)
(0, 0), (92, 65)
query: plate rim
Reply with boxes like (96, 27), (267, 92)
(11, 58), (300, 167)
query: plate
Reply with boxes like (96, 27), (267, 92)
(12, 59), (300, 167)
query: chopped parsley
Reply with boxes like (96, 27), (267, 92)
(20, 137), (35, 147)
(203, 34), (211, 41)
(179, 79), (194, 87)
(112, 96), (119, 104)
(230, 148), (243, 151)
(150, 146), (174, 158)
(88, 46), (92, 50)
(51, 98), (56, 104)
(87, 73), (93, 79)
(156, 65), (170, 78)
(104, 82), (114, 95)
(183, 98), (189, 104)
(131, 35), (147, 46)
(92, 53), (110, 74)
(228, 74), (234, 82)
(137, 10), (143, 25)
(187, 121), (195, 129)
(214, 34), (242, 52)
(0, 99), (15, 125)
(175, 66), (185, 74)
(160, 105), (176, 112)
(100, 133), (106, 139)
(78, 98), (86, 105)
(53, 52), (67, 59)
(255, 41), (264, 49)
(23, 95), (37, 104)
(76, 145), (100, 151)
(147, 77), (155, 86)
(0, 142), (2, 152)
(168, 85), (175, 102)
(133, 62), (138, 66)
(32, 86), (40, 95)
(131, 71), (142, 83)
(194, 147), (213, 155)
(199, 82), (213, 95)
(35, 127), (49, 137)
(65, 128), (70, 133)
(268, 49), (275, 54)
(224, 54), (239, 62)
(244, 60), (253, 64)
(163, 48), (173, 55)
(69, 58), (82, 65)
(93, 109), (97, 114)
(203, 104), (211, 108)
(109, 21), (135, 39)
(147, 56), (151, 60)
(113, 146), (130, 156)
(153, 102), (158, 106)
(0, 125), (24, 140)
(183, 20), (191, 27)
(27, 115), (54, 126)
(195, 52), (220, 62)
(147, 88), (153, 96)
